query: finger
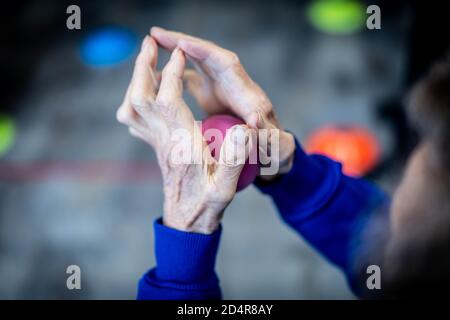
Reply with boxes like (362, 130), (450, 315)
(179, 38), (262, 123)
(178, 39), (240, 77)
(151, 27), (273, 125)
(255, 118), (294, 170)
(184, 69), (203, 86)
(151, 26), (199, 51)
(148, 36), (159, 70)
(129, 36), (158, 120)
(214, 125), (251, 190)
(157, 47), (186, 105)
(117, 83), (148, 130)
(116, 103), (148, 131)
(151, 27), (238, 75)
(184, 69), (223, 113)
(183, 69), (205, 104)
(133, 36), (158, 96)
(246, 111), (260, 129)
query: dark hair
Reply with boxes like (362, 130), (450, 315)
(408, 54), (450, 174)
(383, 53), (450, 298)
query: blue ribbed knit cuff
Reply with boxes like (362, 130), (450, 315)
(153, 218), (222, 284)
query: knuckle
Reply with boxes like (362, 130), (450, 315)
(129, 94), (151, 112)
(226, 51), (240, 65)
(155, 94), (175, 108)
(116, 107), (131, 124)
(154, 96), (181, 121)
(265, 108), (277, 121)
(262, 102), (274, 115)
(155, 95), (168, 107)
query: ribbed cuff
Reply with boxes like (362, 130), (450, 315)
(153, 218), (222, 284)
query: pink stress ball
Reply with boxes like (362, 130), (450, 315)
(201, 114), (259, 191)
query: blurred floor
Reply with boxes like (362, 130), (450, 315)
(0, 1), (408, 299)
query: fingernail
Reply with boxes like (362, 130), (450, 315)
(151, 26), (165, 34)
(178, 39), (188, 49)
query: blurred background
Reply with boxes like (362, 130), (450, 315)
(0, 0), (447, 299)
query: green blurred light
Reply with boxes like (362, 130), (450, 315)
(0, 115), (16, 157)
(307, 0), (365, 35)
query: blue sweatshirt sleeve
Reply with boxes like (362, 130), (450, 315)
(137, 218), (222, 300)
(255, 139), (390, 290)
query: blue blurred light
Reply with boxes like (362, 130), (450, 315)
(80, 27), (137, 67)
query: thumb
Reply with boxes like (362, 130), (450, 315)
(214, 124), (252, 190)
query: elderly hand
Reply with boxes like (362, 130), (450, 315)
(117, 36), (252, 234)
(150, 27), (295, 179)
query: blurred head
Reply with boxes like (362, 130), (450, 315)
(386, 54), (450, 297)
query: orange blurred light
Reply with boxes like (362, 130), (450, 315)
(305, 125), (381, 177)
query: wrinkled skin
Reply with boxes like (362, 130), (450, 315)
(150, 27), (296, 178)
(117, 36), (251, 234)
(117, 29), (296, 234)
